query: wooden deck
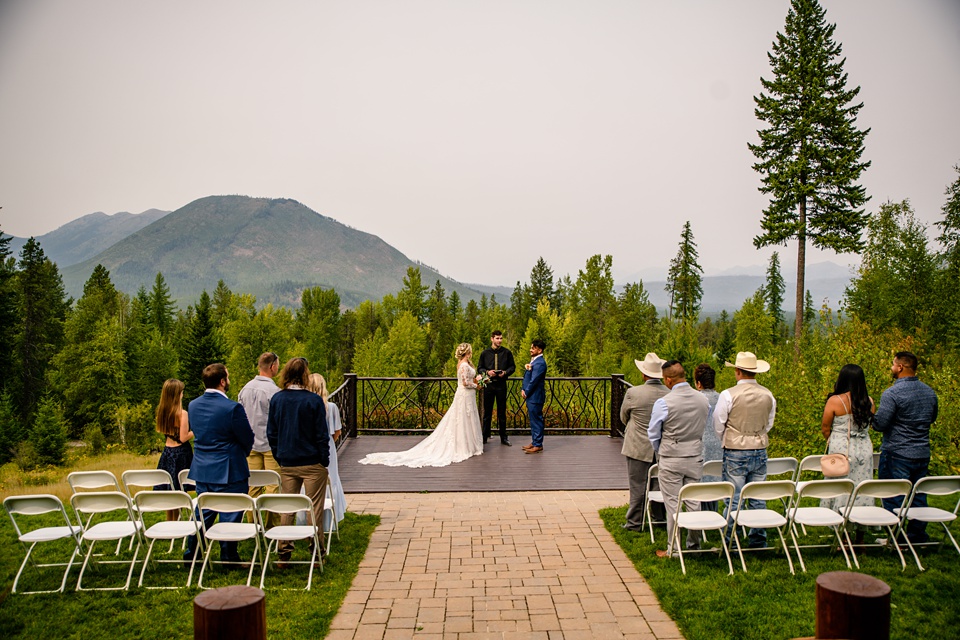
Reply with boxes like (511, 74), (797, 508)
(337, 435), (629, 493)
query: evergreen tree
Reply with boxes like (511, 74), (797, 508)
(148, 272), (177, 336)
(181, 291), (225, 400)
(665, 222), (703, 323)
(509, 281), (529, 341)
(397, 267), (429, 324)
(447, 290), (462, 320)
(571, 255), (618, 367)
(30, 396), (68, 466)
(750, 0), (871, 341)
(714, 310), (736, 366)
(212, 279), (237, 326)
(764, 252), (786, 341)
(527, 257), (556, 314)
(12, 239), (69, 422)
(933, 165), (960, 350)
(734, 289), (774, 357)
(424, 281), (455, 375)
(226, 298), (295, 390)
(384, 312), (426, 377)
(804, 290), (816, 329)
(0, 392), (24, 464)
(0, 226), (18, 395)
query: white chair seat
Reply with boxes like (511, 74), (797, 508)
(677, 511), (727, 530)
(847, 506), (900, 527)
(264, 525), (317, 542)
(20, 526), (78, 544)
(894, 506), (956, 523)
(143, 521), (201, 540)
(733, 509), (787, 529)
(82, 521), (141, 541)
(205, 522), (260, 542)
(791, 507), (844, 527)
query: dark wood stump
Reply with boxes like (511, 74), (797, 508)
(815, 571), (890, 640)
(194, 585), (266, 640)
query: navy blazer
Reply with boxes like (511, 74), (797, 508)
(522, 356), (547, 405)
(187, 391), (254, 485)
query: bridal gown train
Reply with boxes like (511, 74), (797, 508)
(358, 362), (483, 468)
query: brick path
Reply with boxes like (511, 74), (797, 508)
(327, 490), (682, 640)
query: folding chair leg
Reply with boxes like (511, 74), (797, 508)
(884, 525), (907, 570)
(138, 539), (157, 587)
(719, 534), (734, 576)
(941, 523), (960, 556)
(197, 542), (215, 589)
(833, 527), (852, 569)
(843, 528), (860, 569)
(790, 527), (807, 573)
(733, 533), (748, 572)
(76, 540), (97, 591)
(259, 539), (275, 590)
(645, 500), (655, 544)
(776, 528), (795, 575)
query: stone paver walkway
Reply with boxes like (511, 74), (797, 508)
(328, 491), (682, 640)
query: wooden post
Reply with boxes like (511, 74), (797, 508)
(610, 374), (625, 438)
(194, 585), (266, 640)
(343, 373), (358, 438)
(815, 571), (890, 640)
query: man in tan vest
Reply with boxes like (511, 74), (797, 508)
(713, 352), (777, 548)
(620, 353), (669, 532)
(648, 361), (710, 557)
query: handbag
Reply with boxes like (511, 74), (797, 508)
(821, 396), (851, 478)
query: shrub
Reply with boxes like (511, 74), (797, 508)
(13, 441), (39, 471)
(115, 401), (162, 455)
(84, 425), (107, 455)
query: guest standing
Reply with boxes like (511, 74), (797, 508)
(238, 351), (281, 529)
(694, 363), (721, 513)
(155, 378), (193, 521)
(267, 358), (329, 561)
(477, 330), (516, 446)
(874, 351), (939, 543)
(521, 339), (547, 454)
(820, 364), (876, 513)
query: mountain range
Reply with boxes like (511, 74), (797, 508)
(7, 195), (856, 311)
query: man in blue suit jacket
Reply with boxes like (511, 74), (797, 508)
(521, 339), (548, 454)
(185, 363), (254, 564)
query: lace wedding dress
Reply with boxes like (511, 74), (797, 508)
(358, 361), (483, 468)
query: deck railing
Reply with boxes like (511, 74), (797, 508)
(329, 373), (632, 441)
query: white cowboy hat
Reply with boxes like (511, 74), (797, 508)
(634, 353), (666, 379)
(724, 351), (771, 374)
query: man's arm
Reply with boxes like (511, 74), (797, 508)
(316, 401), (329, 468)
(873, 390), (896, 433)
(648, 398), (668, 453)
(713, 390), (732, 442)
(232, 404), (255, 455)
(619, 392), (633, 426)
(477, 350), (490, 375)
(502, 350), (516, 378)
(766, 395), (777, 433)
(266, 404), (279, 459)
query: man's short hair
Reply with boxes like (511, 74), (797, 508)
(532, 338), (546, 350)
(491, 330), (502, 338)
(694, 363), (716, 389)
(202, 363), (228, 389)
(895, 351), (919, 371)
(661, 360), (685, 379)
(258, 351), (279, 371)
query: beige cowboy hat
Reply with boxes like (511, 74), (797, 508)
(634, 352), (665, 378)
(724, 351), (771, 374)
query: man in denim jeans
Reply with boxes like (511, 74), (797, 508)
(713, 352), (776, 548)
(874, 351), (938, 544)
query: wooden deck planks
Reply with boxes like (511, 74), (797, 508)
(337, 435), (629, 493)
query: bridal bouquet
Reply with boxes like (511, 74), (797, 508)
(475, 372), (490, 388)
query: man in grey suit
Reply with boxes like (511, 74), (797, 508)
(648, 361), (709, 556)
(620, 352), (669, 532)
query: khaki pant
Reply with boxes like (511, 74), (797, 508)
(247, 450), (281, 529)
(278, 464), (328, 556)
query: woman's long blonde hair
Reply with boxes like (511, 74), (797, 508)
(155, 379), (184, 438)
(307, 373), (328, 405)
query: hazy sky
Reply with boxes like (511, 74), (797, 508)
(1, 1), (958, 286)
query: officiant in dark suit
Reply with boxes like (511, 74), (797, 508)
(477, 330), (516, 446)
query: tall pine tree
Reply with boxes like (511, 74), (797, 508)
(763, 252), (786, 341)
(665, 221), (703, 323)
(750, 0), (870, 341)
(933, 165), (960, 350)
(181, 291), (225, 400)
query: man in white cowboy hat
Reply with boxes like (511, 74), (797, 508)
(713, 351), (777, 548)
(619, 353), (669, 532)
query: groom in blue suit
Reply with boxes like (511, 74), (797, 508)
(185, 363), (254, 565)
(521, 339), (547, 454)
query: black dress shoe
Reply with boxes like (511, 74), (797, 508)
(501, 440), (512, 446)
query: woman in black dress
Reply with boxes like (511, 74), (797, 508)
(155, 378), (194, 520)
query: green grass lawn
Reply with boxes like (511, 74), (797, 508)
(0, 508), (379, 639)
(600, 501), (960, 640)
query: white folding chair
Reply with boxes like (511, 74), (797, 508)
(4, 494), (83, 594)
(730, 480), (796, 574)
(323, 481), (340, 554)
(70, 492), (143, 591)
(767, 457), (799, 479)
(793, 455), (825, 535)
(249, 469), (282, 490)
(670, 482), (736, 575)
(67, 470), (122, 531)
(894, 475), (960, 571)
(257, 494), (323, 590)
(178, 468), (196, 493)
(121, 469), (174, 550)
(644, 463), (666, 543)
(196, 493), (262, 589)
(786, 479), (854, 573)
(701, 460), (723, 478)
(135, 491), (204, 588)
(841, 479), (912, 571)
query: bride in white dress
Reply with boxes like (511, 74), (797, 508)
(358, 343), (483, 468)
